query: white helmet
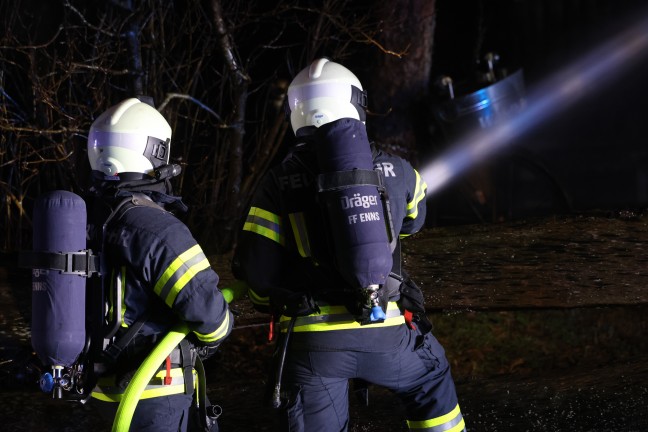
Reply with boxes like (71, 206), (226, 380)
(287, 58), (367, 134)
(87, 98), (172, 180)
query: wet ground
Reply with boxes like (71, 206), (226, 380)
(1, 213), (647, 431)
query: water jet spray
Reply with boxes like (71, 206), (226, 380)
(421, 8), (648, 198)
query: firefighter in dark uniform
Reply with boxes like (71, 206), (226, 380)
(85, 98), (233, 431)
(233, 59), (466, 431)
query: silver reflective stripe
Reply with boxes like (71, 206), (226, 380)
(427, 414), (464, 432)
(407, 403), (465, 432)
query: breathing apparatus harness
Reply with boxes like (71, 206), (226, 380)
(280, 120), (400, 324)
(269, 119), (433, 410)
(20, 164), (222, 429)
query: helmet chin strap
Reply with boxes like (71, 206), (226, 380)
(90, 164), (182, 195)
(350, 85), (367, 121)
(117, 164), (181, 192)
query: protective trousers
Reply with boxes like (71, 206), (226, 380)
(95, 393), (194, 431)
(279, 325), (465, 432)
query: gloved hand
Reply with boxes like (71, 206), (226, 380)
(398, 272), (426, 313)
(194, 343), (220, 361)
(281, 292), (320, 317)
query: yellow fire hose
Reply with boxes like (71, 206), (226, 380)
(111, 281), (246, 432)
(111, 322), (189, 432)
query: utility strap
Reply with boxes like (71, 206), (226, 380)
(101, 312), (151, 363)
(317, 169), (383, 192)
(193, 353), (211, 431)
(179, 340), (193, 396)
(18, 249), (101, 276)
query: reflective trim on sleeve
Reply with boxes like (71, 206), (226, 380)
(154, 244), (211, 307)
(407, 403), (465, 432)
(91, 367), (197, 402)
(289, 212), (312, 258)
(406, 170), (427, 220)
(279, 302), (405, 332)
(243, 207), (284, 245)
(194, 310), (231, 344)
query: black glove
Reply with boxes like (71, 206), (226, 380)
(194, 343), (220, 361)
(398, 272), (426, 314)
(281, 292), (320, 317)
(397, 271), (433, 335)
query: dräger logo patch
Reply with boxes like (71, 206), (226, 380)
(340, 193), (379, 209)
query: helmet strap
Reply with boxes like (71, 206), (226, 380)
(350, 85), (367, 121)
(143, 136), (171, 169)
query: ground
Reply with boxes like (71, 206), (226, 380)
(1, 213), (647, 431)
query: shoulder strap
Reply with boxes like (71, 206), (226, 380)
(99, 193), (165, 341)
(104, 192), (164, 228)
(100, 312), (152, 363)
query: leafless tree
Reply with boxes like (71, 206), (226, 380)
(0, 0), (434, 253)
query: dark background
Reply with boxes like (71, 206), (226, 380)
(424, 0), (648, 225)
(1, 0), (647, 252)
(1, 2), (648, 431)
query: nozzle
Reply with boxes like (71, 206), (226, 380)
(272, 384), (282, 409)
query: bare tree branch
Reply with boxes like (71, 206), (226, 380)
(158, 93), (224, 124)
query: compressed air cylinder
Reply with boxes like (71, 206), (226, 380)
(315, 118), (393, 295)
(31, 190), (87, 368)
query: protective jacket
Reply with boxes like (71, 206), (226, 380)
(88, 189), (232, 403)
(233, 131), (427, 351)
(234, 128), (465, 432)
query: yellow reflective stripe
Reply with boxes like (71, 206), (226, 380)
(91, 369), (197, 402)
(279, 304), (349, 322)
(279, 303), (405, 332)
(154, 244), (203, 295)
(154, 244), (209, 307)
(94, 368), (185, 384)
(108, 269), (116, 325)
(194, 311), (231, 344)
(107, 268), (129, 328)
(290, 315), (404, 332)
(289, 212), (311, 257)
(243, 207), (284, 245)
(249, 288), (270, 307)
(92, 383), (187, 402)
(278, 303), (400, 322)
(406, 170), (427, 220)
(164, 257), (211, 307)
(120, 267), (127, 327)
(407, 403), (464, 431)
